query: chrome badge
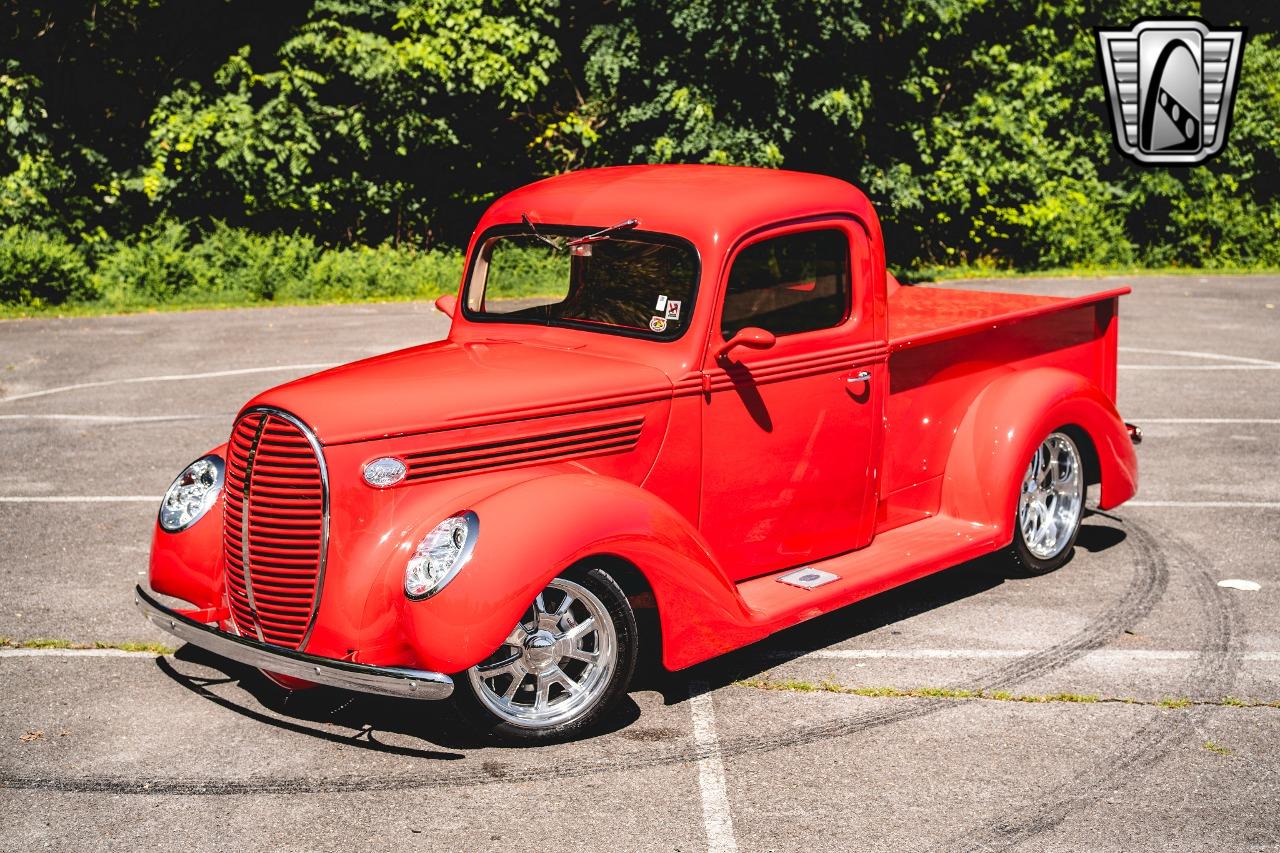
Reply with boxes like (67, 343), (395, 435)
(1096, 18), (1245, 165)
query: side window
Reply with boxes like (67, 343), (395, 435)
(721, 229), (850, 339)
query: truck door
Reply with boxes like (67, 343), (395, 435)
(698, 220), (885, 582)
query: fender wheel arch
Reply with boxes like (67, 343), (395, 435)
(565, 554), (665, 684)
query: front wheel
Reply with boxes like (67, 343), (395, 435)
(1008, 430), (1085, 576)
(454, 566), (637, 742)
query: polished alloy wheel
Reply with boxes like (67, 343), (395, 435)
(466, 577), (617, 729)
(1018, 432), (1084, 560)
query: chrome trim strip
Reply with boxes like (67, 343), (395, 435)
(240, 413), (268, 642)
(134, 586), (453, 701)
(236, 405), (331, 652)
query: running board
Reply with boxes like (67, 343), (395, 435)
(736, 514), (999, 636)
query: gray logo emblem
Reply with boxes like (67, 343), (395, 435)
(1096, 18), (1246, 165)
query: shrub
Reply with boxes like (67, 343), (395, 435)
(282, 244), (464, 302)
(88, 222), (469, 308)
(0, 226), (94, 306)
(93, 220), (199, 306)
(189, 223), (320, 302)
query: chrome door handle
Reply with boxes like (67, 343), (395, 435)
(845, 370), (871, 384)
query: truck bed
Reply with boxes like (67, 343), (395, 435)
(876, 281), (1131, 535)
(887, 283), (1131, 351)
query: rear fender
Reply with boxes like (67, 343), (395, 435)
(941, 368), (1138, 545)
(401, 473), (752, 674)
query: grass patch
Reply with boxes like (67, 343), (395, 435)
(4, 637), (72, 649)
(905, 264), (1280, 284)
(734, 678), (1093, 704)
(1203, 740), (1233, 756)
(736, 677), (1279, 709)
(0, 637), (175, 654)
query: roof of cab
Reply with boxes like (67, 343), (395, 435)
(475, 164), (881, 252)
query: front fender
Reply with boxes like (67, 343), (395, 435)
(401, 473), (754, 674)
(148, 442), (228, 610)
(940, 367), (1138, 545)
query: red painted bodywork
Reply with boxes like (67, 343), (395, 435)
(149, 165), (1138, 677)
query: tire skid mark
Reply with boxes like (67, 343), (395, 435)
(938, 520), (1241, 852)
(0, 520), (1168, 796)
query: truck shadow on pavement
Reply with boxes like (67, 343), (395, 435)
(154, 519), (1124, 756)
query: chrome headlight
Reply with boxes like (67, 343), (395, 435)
(405, 511), (478, 600)
(159, 455), (225, 532)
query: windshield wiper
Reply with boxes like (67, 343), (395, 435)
(521, 213), (564, 251)
(567, 218), (640, 247)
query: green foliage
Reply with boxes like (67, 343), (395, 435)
(485, 241), (571, 299)
(135, 0), (562, 245)
(280, 243), (464, 301)
(0, 226), (94, 307)
(89, 222), (465, 308)
(0, 0), (1276, 301)
(94, 221), (202, 304)
(578, 0), (1279, 271)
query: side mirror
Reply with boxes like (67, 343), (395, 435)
(434, 293), (458, 318)
(714, 326), (776, 361)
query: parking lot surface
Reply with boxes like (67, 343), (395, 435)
(1, 276), (1277, 852)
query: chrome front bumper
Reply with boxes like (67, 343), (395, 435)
(134, 585), (453, 701)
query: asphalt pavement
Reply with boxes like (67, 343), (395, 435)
(0, 276), (1277, 852)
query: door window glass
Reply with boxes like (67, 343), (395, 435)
(722, 229), (850, 338)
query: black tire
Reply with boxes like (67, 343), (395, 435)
(1007, 430), (1086, 576)
(453, 564), (638, 743)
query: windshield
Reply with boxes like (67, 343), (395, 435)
(464, 226), (698, 340)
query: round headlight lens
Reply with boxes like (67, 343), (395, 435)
(159, 455), (225, 532)
(405, 511), (478, 599)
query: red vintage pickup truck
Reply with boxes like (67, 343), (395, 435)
(138, 165), (1139, 741)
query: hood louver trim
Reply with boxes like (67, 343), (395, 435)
(403, 416), (644, 483)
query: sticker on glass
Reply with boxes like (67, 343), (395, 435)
(655, 294), (668, 312)
(649, 316), (668, 333)
(665, 300), (682, 320)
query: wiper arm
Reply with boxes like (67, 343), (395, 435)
(567, 218), (640, 247)
(521, 214), (563, 251)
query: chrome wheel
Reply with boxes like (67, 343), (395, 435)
(1018, 432), (1084, 560)
(467, 577), (617, 730)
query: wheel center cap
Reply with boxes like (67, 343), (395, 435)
(523, 631), (558, 672)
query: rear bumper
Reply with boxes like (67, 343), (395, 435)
(134, 585), (454, 701)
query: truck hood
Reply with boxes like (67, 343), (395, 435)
(244, 339), (674, 445)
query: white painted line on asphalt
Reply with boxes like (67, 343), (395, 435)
(689, 681), (738, 853)
(0, 648), (161, 658)
(0, 363), (335, 404)
(0, 496), (161, 503)
(0, 413), (228, 423)
(1119, 365), (1280, 370)
(1118, 346), (1280, 367)
(764, 649), (1280, 663)
(1126, 500), (1280, 509)
(1129, 418), (1280, 424)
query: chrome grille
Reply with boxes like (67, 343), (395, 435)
(223, 408), (328, 648)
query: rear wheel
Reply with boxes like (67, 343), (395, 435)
(1008, 430), (1085, 576)
(455, 566), (637, 742)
